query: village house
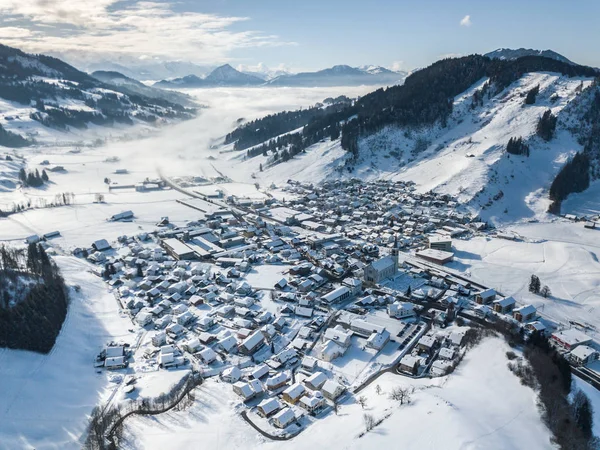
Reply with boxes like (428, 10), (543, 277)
(272, 408), (296, 429)
(301, 356), (318, 372)
(238, 330), (265, 355)
(388, 301), (416, 319)
(298, 394), (326, 415)
(304, 371), (328, 390)
(324, 325), (352, 347)
(257, 398), (282, 418)
(417, 335), (436, 353)
(492, 296), (516, 314)
(282, 383), (306, 405)
(321, 380), (345, 401)
(513, 304), (536, 322)
(266, 372), (289, 391)
(232, 381), (256, 401)
(399, 354), (420, 375)
(475, 288), (496, 304)
(366, 329), (390, 350)
(569, 345), (598, 366)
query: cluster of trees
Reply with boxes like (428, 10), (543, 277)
(529, 274), (551, 298)
(506, 136), (530, 156)
(18, 168), (49, 187)
(226, 102), (348, 151)
(226, 54), (598, 167)
(524, 332), (597, 449)
(30, 103), (133, 130)
(537, 109), (558, 141)
(471, 81), (491, 109)
(0, 244), (69, 353)
(548, 152), (590, 214)
(0, 123), (30, 147)
(524, 84), (540, 105)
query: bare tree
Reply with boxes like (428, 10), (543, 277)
(375, 384), (382, 395)
(541, 285), (551, 298)
(358, 395), (368, 409)
(363, 413), (375, 432)
(389, 387), (411, 405)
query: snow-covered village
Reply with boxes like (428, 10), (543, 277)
(3, 4), (600, 450)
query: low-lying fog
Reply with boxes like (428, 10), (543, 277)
(102, 85), (376, 180)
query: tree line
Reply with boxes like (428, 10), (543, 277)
(18, 167), (49, 187)
(0, 244), (69, 353)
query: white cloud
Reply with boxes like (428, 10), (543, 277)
(460, 15), (472, 27)
(390, 61), (404, 72)
(0, 1), (294, 64)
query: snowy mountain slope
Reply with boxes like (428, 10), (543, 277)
(485, 48), (576, 65)
(219, 71), (594, 224)
(91, 70), (197, 107)
(0, 44), (195, 147)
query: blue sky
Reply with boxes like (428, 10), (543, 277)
(0, 0), (598, 72)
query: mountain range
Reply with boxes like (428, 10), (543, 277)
(154, 64), (407, 89)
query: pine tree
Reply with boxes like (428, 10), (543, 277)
(529, 275), (541, 294)
(536, 109), (557, 141)
(41, 170), (49, 182)
(524, 84), (540, 105)
(540, 285), (551, 298)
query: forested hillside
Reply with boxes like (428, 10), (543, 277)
(0, 43), (196, 141)
(226, 55), (597, 166)
(0, 244), (69, 353)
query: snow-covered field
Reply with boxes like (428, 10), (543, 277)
(449, 221), (600, 335)
(120, 337), (553, 450)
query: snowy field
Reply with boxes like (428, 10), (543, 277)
(120, 337), (553, 450)
(448, 221), (600, 333)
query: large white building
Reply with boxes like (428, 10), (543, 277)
(364, 254), (398, 284)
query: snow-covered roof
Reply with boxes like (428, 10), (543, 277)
(273, 407), (295, 425)
(570, 345), (597, 360)
(266, 372), (289, 387)
(221, 366), (241, 381)
(514, 304), (536, 316)
(321, 380), (344, 396)
(304, 371), (327, 388)
(370, 256), (395, 272)
(283, 382), (305, 399)
(251, 364), (270, 379)
(493, 296), (516, 307)
(400, 354), (420, 368)
(258, 397), (281, 415)
(552, 329), (592, 347)
(321, 286), (350, 303)
(241, 330), (264, 351)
